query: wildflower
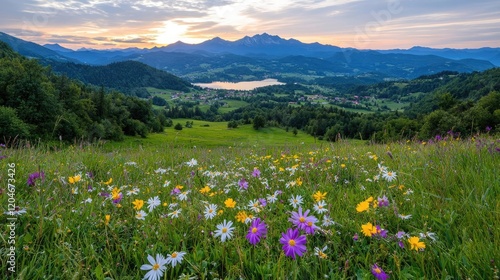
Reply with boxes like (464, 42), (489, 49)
(408, 236), (426, 251)
(314, 245), (328, 259)
(82, 198), (93, 204)
(199, 186), (211, 194)
(279, 228), (307, 259)
(375, 225), (388, 238)
(353, 233), (359, 241)
(111, 188), (122, 204)
(236, 211), (250, 223)
(252, 168), (261, 177)
(133, 199), (145, 210)
(356, 200), (370, 213)
(104, 178), (113, 185)
(371, 264), (389, 280)
(420, 231), (438, 242)
(321, 215), (336, 227)
(238, 178), (248, 190)
(289, 207), (313, 230)
(313, 200), (328, 214)
(204, 204), (217, 220)
(167, 209), (181, 219)
(214, 220), (235, 242)
(178, 190), (190, 201)
(166, 251), (187, 267)
(105, 215), (110, 226)
(267, 190), (280, 203)
(378, 195), (389, 207)
(304, 217), (320, 235)
(246, 218), (267, 245)
(312, 191), (327, 202)
(27, 171), (45, 186)
(154, 168), (167, 174)
(398, 214), (412, 220)
(68, 175), (81, 184)
(361, 222), (378, 237)
(147, 196), (161, 212)
(248, 199), (261, 213)
(136, 210), (147, 220)
(224, 198), (236, 208)
(382, 170), (397, 182)
(186, 158), (198, 167)
(288, 194), (303, 208)
(295, 177), (303, 186)
(140, 254), (167, 280)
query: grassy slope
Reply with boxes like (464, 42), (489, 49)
(1, 133), (498, 279)
(110, 119), (320, 149)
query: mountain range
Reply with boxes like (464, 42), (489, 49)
(1, 31), (499, 84)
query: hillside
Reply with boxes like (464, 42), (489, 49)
(46, 60), (193, 96)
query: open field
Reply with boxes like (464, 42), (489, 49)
(110, 119), (319, 149)
(1, 135), (499, 279)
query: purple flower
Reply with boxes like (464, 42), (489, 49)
(246, 218), (267, 245)
(170, 188), (181, 195)
(238, 178), (248, 190)
(353, 233), (359, 241)
(86, 171), (94, 179)
(279, 228), (307, 259)
(27, 171), (45, 186)
(486, 126), (492, 132)
(398, 240), (405, 248)
(375, 225), (388, 238)
(112, 193), (123, 204)
(371, 264), (389, 280)
(258, 198), (267, 207)
(289, 207), (314, 231)
(378, 195), (389, 207)
(252, 168), (261, 178)
(100, 192), (110, 198)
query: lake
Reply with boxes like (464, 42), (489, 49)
(194, 79), (285, 90)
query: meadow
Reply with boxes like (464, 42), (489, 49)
(0, 128), (499, 279)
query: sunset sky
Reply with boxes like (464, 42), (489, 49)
(1, 0), (499, 50)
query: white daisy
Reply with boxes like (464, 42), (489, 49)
(166, 251), (187, 267)
(266, 191), (279, 203)
(321, 215), (336, 227)
(136, 210), (148, 220)
(288, 194), (303, 208)
(314, 245), (328, 259)
(178, 190), (190, 201)
(313, 200), (328, 214)
(214, 220), (235, 242)
(147, 196), (161, 212)
(186, 158), (198, 167)
(382, 170), (397, 182)
(398, 214), (412, 220)
(248, 199), (261, 213)
(204, 204), (217, 220)
(167, 209), (181, 219)
(140, 254), (167, 280)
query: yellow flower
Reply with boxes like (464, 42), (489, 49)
(235, 211), (248, 223)
(68, 175), (81, 184)
(199, 186), (211, 194)
(104, 178), (113, 185)
(313, 191), (327, 202)
(296, 177), (303, 186)
(356, 200), (370, 212)
(361, 222), (377, 237)
(408, 236), (426, 251)
(132, 199), (144, 210)
(111, 187), (121, 200)
(340, 164), (346, 168)
(224, 198), (236, 208)
(175, 185), (184, 190)
(105, 215), (110, 226)
(217, 210), (224, 215)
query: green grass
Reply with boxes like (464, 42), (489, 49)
(110, 119), (318, 149)
(1, 135), (499, 279)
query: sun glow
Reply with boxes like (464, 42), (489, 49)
(155, 21), (188, 45)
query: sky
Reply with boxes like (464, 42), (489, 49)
(1, 0), (499, 50)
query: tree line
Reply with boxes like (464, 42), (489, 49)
(0, 42), (168, 142)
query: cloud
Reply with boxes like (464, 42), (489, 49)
(1, 0), (499, 49)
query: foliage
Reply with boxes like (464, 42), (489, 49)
(0, 43), (164, 142)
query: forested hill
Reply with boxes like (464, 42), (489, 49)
(45, 60), (192, 97)
(0, 42), (169, 142)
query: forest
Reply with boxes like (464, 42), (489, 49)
(0, 42), (168, 142)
